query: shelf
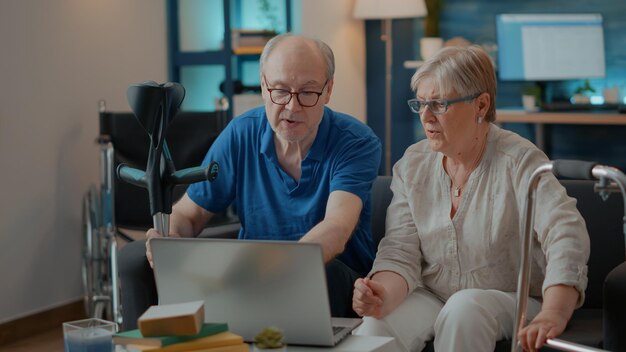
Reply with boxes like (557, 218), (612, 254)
(167, 0), (291, 115)
(232, 46), (264, 55)
(496, 110), (626, 125)
(403, 60), (424, 69)
(172, 51), (229, 66)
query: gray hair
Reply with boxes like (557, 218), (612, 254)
(410, 45), (497, 122)
(259, 33), (335, 80)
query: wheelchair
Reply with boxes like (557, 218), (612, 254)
(81, 101), (234, 326)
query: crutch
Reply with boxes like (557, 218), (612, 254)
(116, 81), (219, 236)
(511, 160), (626, 352)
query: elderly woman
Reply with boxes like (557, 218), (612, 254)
(352, 45), (589, 352)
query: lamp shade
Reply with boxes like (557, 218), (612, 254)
(353, 0), (427, 19)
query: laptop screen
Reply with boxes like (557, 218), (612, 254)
(151, 238), (339, 346)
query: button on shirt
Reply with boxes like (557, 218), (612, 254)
(187, 106), (382, 276)
(372, 124), (589, 306)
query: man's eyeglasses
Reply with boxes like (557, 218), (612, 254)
(407, 93), (481, 115)
(263, 76), (328, 107)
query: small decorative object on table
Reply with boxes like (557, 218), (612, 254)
(253, 327), (286, 352)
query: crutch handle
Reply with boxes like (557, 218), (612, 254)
(116, 164), (146, 188)
(552, 160), (597, 180)
(171, 161), (219, 185)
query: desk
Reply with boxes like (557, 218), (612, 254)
(256, 335), (395, 352)
(116, 335), (395, 352)
(496, 110), (626, 151)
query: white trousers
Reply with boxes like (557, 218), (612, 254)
(354, 288), (542, 352)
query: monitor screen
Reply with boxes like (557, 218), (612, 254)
(496, 14), (606, 81)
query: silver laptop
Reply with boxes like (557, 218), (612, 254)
(151, 238), (362, 346)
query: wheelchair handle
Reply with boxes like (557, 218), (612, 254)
(552, 160), (597, 180)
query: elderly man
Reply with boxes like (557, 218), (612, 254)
(118, 33), (382, 329)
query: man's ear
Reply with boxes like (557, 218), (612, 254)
(260, 74), (269, 100)
(323, 79), (334, 104)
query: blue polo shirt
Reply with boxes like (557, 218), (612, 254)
(187, 106), (382, 276)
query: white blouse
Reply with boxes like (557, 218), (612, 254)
(372, 124), (589, 306)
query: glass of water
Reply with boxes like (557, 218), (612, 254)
(63, 318), (116, 352)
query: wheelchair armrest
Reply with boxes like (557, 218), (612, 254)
(198, 222), (241, 239)
(603, 261), (626, 351)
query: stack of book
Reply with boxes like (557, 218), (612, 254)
(231, 29), (276, 55)
(114, 301), (248, 352)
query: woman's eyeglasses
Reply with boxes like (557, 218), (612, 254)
(407, 93), (481, 115)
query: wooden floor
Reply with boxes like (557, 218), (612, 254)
(0, 327), (64, 352)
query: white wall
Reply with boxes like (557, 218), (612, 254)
(0, 0), (369, 324)
(0, 0), (167, 323)
(301, 0), (368, 122)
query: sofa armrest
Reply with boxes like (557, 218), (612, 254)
(603, 261), (626, 351)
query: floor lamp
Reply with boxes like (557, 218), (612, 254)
(354, 0), (427, 175)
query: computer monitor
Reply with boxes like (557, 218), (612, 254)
(496, 14), (606, 81)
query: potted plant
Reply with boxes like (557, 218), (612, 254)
(522, 84), (542, 111)
(253, 327), (286, 351)
(420, 0), (443, 60)
(258, 0), (280, 33)
(572, 79), (595, 104)
(424, 0), (441, 38)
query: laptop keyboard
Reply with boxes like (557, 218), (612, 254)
(332, 326), (345, 334)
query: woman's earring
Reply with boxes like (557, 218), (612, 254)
(477, 116), (484, 124)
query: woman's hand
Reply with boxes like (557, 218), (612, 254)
(352, 278), (386, 318)
(518, 284), (579, 352)
(518, 308), (569, 352)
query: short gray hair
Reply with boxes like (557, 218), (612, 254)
(410, 45), (497, 122)
(259, 33), (335, 80)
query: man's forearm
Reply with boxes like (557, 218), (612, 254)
(300, 218), (353, 263)
(168, 213), (197, 237)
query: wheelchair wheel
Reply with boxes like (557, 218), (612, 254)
(81, 186), (101, 318)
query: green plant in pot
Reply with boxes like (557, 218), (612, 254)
(420, 0), (443, 60)
(523, 84), (542, 103)
(572, 79), (595, 104)
(258, 0), (280, 33)
(521, 84), (542, 111)
(254, 327), (285, 351)
(424, 0), (441, 38)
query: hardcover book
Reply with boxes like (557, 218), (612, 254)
(123, 331), (244, 352)
(113, 323), (228, 347)
(138, 300), (205, 337)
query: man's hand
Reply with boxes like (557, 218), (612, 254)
(352, 278), (386, 318)
(145, 229), (180, 268)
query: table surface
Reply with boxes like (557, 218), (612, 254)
(496, 109), (626, 125)
(115, 335), (395, 352)
(260, 335), (395, 352)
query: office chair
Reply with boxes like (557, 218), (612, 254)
(81, 102), (235, 326)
